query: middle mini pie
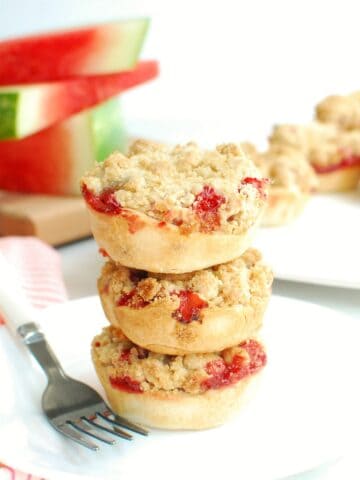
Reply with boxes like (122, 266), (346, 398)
(98, 248), (273, 355)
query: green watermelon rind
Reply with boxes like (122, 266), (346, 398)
(0, 93), (17, 139)
(90, 97), (127, 161)
(0, 86), (50, 140)
(115, 18), (150, 71)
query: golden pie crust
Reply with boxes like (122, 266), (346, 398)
(98, 249), (273, 354)
(82, 141), (268, 272)
(92, 326), (265, 429)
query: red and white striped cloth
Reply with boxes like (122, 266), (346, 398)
(0, 236), (68, 480)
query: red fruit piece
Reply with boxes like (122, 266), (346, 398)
(117, 289), (149, 309)
(81, 184), (122, 215)
(109, 375), (143, 393)
(313, 154), (360, 174)
(172, 290), (208, 323)
(119, 349), (132, 362)
(82, 184), (145, 232)
(241, 177), (269, 199)
(202, 339), (266, 390)
(192, 185), (225, 232)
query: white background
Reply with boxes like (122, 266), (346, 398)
(1, 0), (360, 146)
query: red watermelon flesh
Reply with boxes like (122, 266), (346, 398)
(0, 60), (158, 140)
(0, 97), (126, 195)
(0, 19), (149, 84)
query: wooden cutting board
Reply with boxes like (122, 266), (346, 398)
(0, 191), (92, 245)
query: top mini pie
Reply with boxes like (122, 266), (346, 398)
(81, 141), (268, 273)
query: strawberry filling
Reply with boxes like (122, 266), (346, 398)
(81, 184), (122, 215)
(119, 349), (132, 362)
(107, 339), (264, 395)
(109, 375), (143, 393)
(313, 154), (360, 174)
(192, 185), (226, 232)
(241, 177), (269, 199)
(172, 290), (208, 323)
(202, 339), (266, 390)
(82, 184), (144, 232)
(117, 289), (149, 309)
(98, 248), (109, 257)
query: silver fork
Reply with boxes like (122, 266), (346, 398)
(0, 254), (148, 450)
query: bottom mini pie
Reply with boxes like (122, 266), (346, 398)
(92, 326), (266, 430)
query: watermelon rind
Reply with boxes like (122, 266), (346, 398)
(90, 97), (127, 161)
(0, 93), (17, 139)
(110, 18), (149, 72)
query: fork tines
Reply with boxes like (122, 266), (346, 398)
(56, 409), (148, 450)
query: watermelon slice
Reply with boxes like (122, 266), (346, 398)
(0, 97), (126, 195)
(0, 60), (158, 140)
(0, 19), (149, 85)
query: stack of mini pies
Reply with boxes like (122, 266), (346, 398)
(81, 140), (273, 430)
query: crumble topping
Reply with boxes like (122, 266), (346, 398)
(245, 143), (318, 192)
(81, 140), (268, 234)
(98, 248), (273, 311)
(269, 122), (360, 169)
(316, 91), (360, 130)
(92, 326), (265, 394)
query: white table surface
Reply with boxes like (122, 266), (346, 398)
(59, 237), (359, 480)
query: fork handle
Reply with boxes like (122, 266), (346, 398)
(18, 322), (67, 381)
(0, 252), (41, 337)
(0, 253), (66, 380)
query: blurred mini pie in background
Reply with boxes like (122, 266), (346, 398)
(241, 142), (318, 226)
(269, 122), (360, 192)
(316, 91), (360, 131)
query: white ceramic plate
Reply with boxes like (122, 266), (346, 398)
(0, 296), (359, 480)
(254, 192), (360, 289)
